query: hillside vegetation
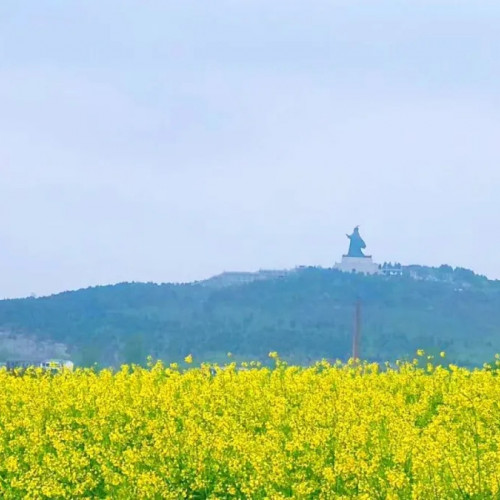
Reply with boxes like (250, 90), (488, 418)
(0, 265), (498, 367)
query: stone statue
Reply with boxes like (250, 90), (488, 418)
(335, 226), (378, 274)
(346, 226), (367, 258)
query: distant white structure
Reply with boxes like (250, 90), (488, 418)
(5, 358), (74, 372)
(380, 262), (403, 276)
(40, 359), (74, 371)
(334, 226), (381, 275)
(200, 269), (293, 288)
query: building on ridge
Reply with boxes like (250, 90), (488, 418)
(380, 262), (403, 276)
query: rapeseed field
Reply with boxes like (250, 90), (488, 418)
(1, 353), (499, 499)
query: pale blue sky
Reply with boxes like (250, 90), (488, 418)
(1, 1), (499, 298)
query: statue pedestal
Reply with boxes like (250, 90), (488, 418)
(334, 256), (380, 275)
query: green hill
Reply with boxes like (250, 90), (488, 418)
(0, 265), (499, 367)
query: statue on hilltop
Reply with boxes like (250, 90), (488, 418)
(335, 225), (378, 273)
(345, 226), (367, 258)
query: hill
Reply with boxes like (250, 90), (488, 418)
(0, 265), (499, 367)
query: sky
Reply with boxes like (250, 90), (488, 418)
(1, 0), (499, 298)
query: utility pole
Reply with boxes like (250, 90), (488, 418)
(352, 299), (361, 360)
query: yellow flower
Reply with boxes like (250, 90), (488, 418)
(5, 456), (18, 472)
(0, 351), (498, 498)
(184, 354), (193, 364)
(440, 351), (446, 358)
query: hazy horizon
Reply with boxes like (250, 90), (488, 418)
(2, 1), (499, 299)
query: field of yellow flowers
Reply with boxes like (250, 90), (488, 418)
(1, 353), (499, 499)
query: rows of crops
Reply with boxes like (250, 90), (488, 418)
(1, 354), (499, 498)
